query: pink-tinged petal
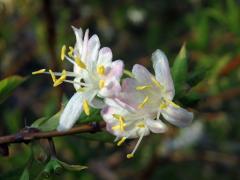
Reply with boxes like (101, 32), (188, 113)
(86, 35), (100, 63)
(97, 47), (113, 67)
(106, 60), (124, 80)
(146, 119), (167, 133)
(72, 26), (83, 54)
(152, 49), (175, 100)
(81, 29), (89, 61)
(122, 78), (138, 93)
(162, 104), (193, 127)
(57, 92), (83, 132)
(98, 78), (121, 98)
(132, 64), (152, 84)
(89, 97), (105, 109)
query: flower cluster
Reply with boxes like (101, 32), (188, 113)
(33, 26), (193, 158)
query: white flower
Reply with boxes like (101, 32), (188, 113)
(33, 26), (124, 131)
(101, 49), (193, 158)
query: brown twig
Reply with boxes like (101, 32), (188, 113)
(0, 122), (106, 145)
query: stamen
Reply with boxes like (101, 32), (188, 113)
(61, 45), (66, 61)
(68, 46), (74, 57)
(117, 137), (127, 146)
(126, 131), (145, 159)
(98, 79), (105, 89)
(123, 70), (134, 78)
(138, 96), (149, 109)
(53, 70), (67, 87)
(167, 100), (180, 108)
(151, 77), (163, 89)
(137, 123), (145, 128)
(75, 57), (86, 69)
(83, 100), (90, 115)
(32, 69), (46, 75)
(97, 65), (105, 75)
(136, 85), (151, 90)
(49, 70), (56, 83)
(112, 114), (126, 131)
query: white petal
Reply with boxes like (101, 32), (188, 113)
(146, 119), (167, 133)
(86, 35), (100, 62)
(152, 49), (175, 100)
(81, 29), (89, 61)
(57, 92), (83, 132)
(106, 60), (124, 80)
(162, 104), (193, 127)
(97, 47), (112, 66)
(90, 97), (105, 109)
(98, 77), (121, 98)
(72, 26), (83, 55)
(132, 64), (152, 84)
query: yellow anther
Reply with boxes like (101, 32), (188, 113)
(32, 69), (46, 75)
(98, 79), (105, 89)
(83, 100), (90, 116)
(53, 70), (67, 87)
(136, 85), (151, 90)
(137, 123), (145, 128)
(97, 65), (105, 75)
(117, 137), (127, 146)
(167, 100), (180, 108)
(127, 153), (134, 159)
(61, 45), (66, 61)
(138, 96), (149, 109)
(151, 77), (163, 89)
(159, 103), (168, 110)
(75, 57), (86, 69)
(68, 46), (74, 57)
(49, 69), (56, 83)
(112, 114), (126, 131)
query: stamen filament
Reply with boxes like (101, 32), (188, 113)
(32, 69), (46, 75)
(127, 132), (145, 159)
(151, 77), (163, 89)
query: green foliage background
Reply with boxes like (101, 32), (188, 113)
(0, 0), (240, 179)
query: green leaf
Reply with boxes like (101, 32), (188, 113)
(0, 75), (26, 104)
(78, 108), (102, 124)
(20, 167), (29, 180)
(77, 132), (115, 143)
(57, 159), (87, 171)
(172, 44), (188, 96)
(31, 111), (61, 131)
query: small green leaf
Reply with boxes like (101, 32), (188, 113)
(20, 167), (29, 180)
(0, 75), (26, 104)
(78, 108), (102, 124)
(57, 160), (87, 171)
(172, 44), (188, 96)
(31, 111), (61, 131)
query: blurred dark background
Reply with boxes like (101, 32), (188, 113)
(0, 0), (240, 179)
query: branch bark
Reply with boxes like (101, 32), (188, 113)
(0, 121), (106, 145)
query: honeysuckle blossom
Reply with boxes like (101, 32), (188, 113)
(33, 26), (123, 131)
(102, 49), (193, 158)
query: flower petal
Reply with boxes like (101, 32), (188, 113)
(81, 29), (89, 61)
(72, 26), (83, 55)
(152, 49), (175, 99)
(106, 60), (124, 80)
(146, 119), (167, 133)
(162, 104), (193, 127)
(98, 77), (121, 98)
(90, 97), (105, 109)
(97, 47), (113, 67)
(132, 64), (152, 84)
(57, 92), (83, 132)
(86, 35), (100, 62)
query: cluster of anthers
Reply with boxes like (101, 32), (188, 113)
(33, 26), (193, 158)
